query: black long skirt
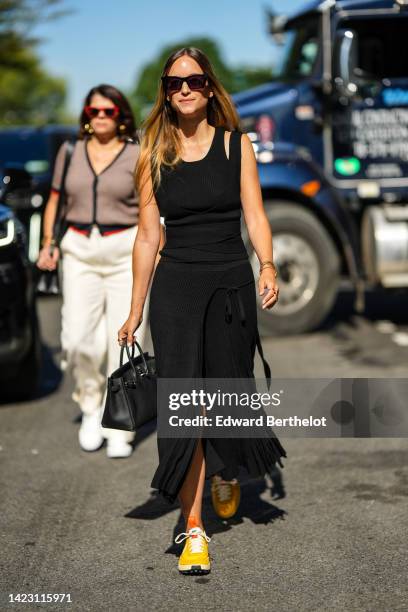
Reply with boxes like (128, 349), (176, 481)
(148, 257), (287, 504)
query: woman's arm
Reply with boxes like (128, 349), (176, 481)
(154, 222), (166, 271)
(240, 133), (279, 310)
(118, 164), (161, 346)
(37, 142), (68, 270)
(36, 190), (61, 270)
(42, 190), (60, 244)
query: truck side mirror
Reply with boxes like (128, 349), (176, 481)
(265, 8), (288, 45)
(332, 29), (359, 98)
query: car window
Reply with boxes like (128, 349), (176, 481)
(272, 17), (320, 80)
(339, 16), (408, 80)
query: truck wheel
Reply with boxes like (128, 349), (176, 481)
(245, 201), (341, 335)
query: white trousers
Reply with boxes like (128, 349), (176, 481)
(60, 225), (150, 444)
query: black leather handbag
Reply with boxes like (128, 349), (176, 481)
(36, 140), (74, 295)
(102, 341), (157, 431)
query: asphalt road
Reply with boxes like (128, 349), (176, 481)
(1, 291), (408, 612)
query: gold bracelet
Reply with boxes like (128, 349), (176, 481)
(259, 261), (277, 277)
(41, 236), (56, 247)
(260, 265), (277, 277)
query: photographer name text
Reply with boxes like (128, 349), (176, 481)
(168, 415), (327, 428)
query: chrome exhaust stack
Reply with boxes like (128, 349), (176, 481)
(362, 205), (408, 287)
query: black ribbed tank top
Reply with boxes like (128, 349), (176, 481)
(154, 126), (249, 263)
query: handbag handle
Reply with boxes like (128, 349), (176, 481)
(120, 342), (135, 366)
(120, 340), (150, 378)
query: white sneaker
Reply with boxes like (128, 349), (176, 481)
(106, 440), (133, 459)
(78, 410), (104, 452)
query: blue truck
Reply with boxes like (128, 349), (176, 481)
(234, 0), (408, 334)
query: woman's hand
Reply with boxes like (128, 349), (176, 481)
(118, 311), (143, 347)
(258, 268), (279, 309)
(36, 245), (60, 271)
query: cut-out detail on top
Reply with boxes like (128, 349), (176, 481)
(223, 130), (232, 162)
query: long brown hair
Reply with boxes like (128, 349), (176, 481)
(135, 47), (241, 198)
(78, 84), (138, 142)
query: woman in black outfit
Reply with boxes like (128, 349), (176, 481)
(118, 47), (287, 575)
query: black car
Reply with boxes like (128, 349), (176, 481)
(0, 125), (77, 264)
(0, 203), (41, 400)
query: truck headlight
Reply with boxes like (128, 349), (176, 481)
(0, 216), (27, 253)
(0, 218), (15, 246)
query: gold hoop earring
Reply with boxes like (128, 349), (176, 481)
(84, 123), (94, 134)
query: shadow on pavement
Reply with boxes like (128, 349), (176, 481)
(126, 473), (287, 557)
(167, 478), (287, 557)
(323, 286), (408, 330)
(125, 490), (180, 521)
(37, 343), (64, 397)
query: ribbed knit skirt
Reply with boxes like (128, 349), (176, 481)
(148, 257), (287, 504)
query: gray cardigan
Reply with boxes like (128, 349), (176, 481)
(51, 138), (140, 227)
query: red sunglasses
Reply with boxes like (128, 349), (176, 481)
(84, 105), (120, 119)
(161, 73), (209, 95)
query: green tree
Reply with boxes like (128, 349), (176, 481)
(129, 37), (272, 122)
(0, 0), (70, 67)
(0, 51), (67, 124)
(232, 66), (274, 92)
(0, 0), (72, 125)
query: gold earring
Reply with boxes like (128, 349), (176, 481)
(84, 123), (94, 134)
(119, 124), (126, 132)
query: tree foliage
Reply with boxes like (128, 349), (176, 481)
(0, 0), (71, 124)
(129, 37), (272, 121)
(0, 51), (67, 124)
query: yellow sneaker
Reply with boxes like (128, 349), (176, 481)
(175, 527), (211, 575)
(211, 475), (241, 519)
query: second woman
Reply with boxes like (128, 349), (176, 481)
(37, 84), (151, 458)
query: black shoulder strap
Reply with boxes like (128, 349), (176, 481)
(256, 328), (272, 391)
(53, 140), (75, 244)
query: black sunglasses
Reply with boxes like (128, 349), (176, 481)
(161, 73), (209, 95)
